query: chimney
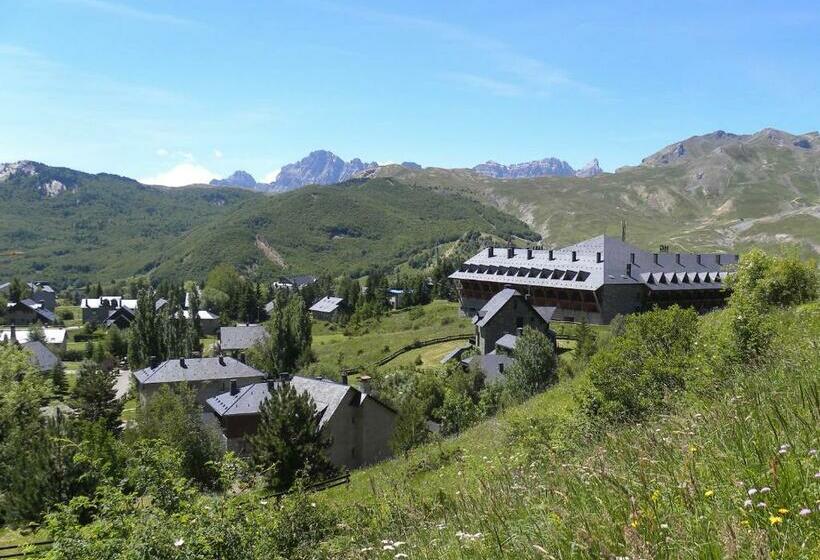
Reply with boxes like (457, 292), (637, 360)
(267, 378), (276, 391)
(179, 357), (186, 368)
(675, 253), (681, 266)
(149, 355), (159, 369)
(653, 253), (659, 265)
(359, 374), (372, 395)
(696, 254), (702, 265)
(526, 248), (533, 260)
(516, 327), (523, 336)
(278, 372), (291, 383)
(218, 355), (226, 366)
(630, 252), (635, 264)
(10, 323), (16, 342)
(548, 249), (554, 261)
(229, 379), (238, 396)
(571, 250), (577, 262)
(507, 247), (514, 258)
(596, 251), (602, 263)
(716, 254), (722, 265)
(626, 263), (632, 277)
(239, 352), (246, 364)
(340, 371), (348, 385)
(487, 247), (494, 258)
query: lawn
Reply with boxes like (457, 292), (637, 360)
(310, 300), (473, 373)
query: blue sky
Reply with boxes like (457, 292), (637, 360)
(1, 1), (818, 185)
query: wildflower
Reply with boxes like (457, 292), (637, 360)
(704, 490), (714, 497)
(814, 472), (820, 479)
(799, 508), (811, 517)
(689, 445), (698, 453)
(174, 539), (185, 547)
(778, 508), (789, 514)
(760, 487), (771, 493)
(259, 500), (268, 505)
(757, 502), (767, 508)
(748, 488), (758, 496)
(743, 499), (753, 508)
(740, 520), (750, 527)
(395, 554), (408, 559)
(809, 449), (817, 457)
(383, 544), (395, 551)
(769, 515), (783, 525)
(660, 523), (669, 530)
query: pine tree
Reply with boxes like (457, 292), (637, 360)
(250, 381), (335, 491)
(71, 361), (123, 432)
(574, 315), (597, 362)
(128, 288), (161, 368)
(28, 322), (46, 343)
(51, 362), (68, 396)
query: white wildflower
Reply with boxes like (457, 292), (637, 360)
(760, 487), (771, 493)
(799, 508), (811, 516)
(747, 488), (758, 496)
(174, 538), (185, 547)
(743, 499), (753, 508)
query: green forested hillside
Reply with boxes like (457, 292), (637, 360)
(150, 178), (537, 281)
(0, 162), (254, 286)
(0, 165), (534, 285)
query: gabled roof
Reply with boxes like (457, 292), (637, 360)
(473, 288), (551, 328)
(495, 333), (518, 351)
(310, 296), (344, 314)
(206, 377), (346, 424)
(103, 306), (135, 327)
(461, 353), (514, 384)
(8, 299), (57, 323)
(219, 324), (268, 351)
(133, 356), (266, 385)
(81, 296), (137, 310)
(0, 327), (66, 344)
(22, 340), (60, 372)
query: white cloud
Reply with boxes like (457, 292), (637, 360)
(155, 148), (169, 157)
(263, 168), (281, 183)
(444, 72), (523, 97)
(213, 148), (223, 159)
(140, 162), (217, 187)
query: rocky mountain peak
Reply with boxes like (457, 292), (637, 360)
(473, 157), (575, 179)
(575, 158), (603, 178)
(273, 150), (378, 190)
(210, 170), (259, 189)
(0, 160), (39, 182)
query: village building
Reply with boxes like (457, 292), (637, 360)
(271, 275), (318, 292)
(21, 340), (61, 372)
(387, 288), (409, 310)
(0, 281), (57, 311)
(5, 299), (57, 325)
(450, 235), (738, 325)
(132, 356), (267, 406)
(471, 287), (555, 355)
(81, 296), (137, 324)
(183, 309), (220, 336)
(218, 324), (269, 356)
(206, 373), (397, 469)
(0, 325), (67, 353)
(309, 296), (344, 321)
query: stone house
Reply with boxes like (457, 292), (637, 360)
(309, 296), (344, 322)
(472, 287), (554, 355)
(206, 374), (397, 470)
(5, 299), (57, 325)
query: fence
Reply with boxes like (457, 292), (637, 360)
(0, 540), (53, 559)
(341, 333), (474, 375)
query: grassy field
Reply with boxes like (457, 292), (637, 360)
(313, 303), (820, 558)
(310, 300), (473, 373)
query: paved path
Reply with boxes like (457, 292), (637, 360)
(115, 369), (132, 400)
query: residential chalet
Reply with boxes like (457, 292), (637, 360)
(5, 299), (57, 325)
(0, 325), (67, 353)
(0, 281), (56, 311)
(81, 296), (138, 324)
(271, 275), (318, 291)
(132, 356), (267, 406)
(206, 373), (397, 469)
(450, 235), (739, 324)
(309, 296), (344, 321)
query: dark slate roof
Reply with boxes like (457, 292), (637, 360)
(495, 333), (518, 351)
(219, 324), (269, 351)
(133, 356), (266, 385)
(439, 345), (471, 365)
(473, 288), (519, 327)
(14, 299), (57, 323)
(22, 340), (60, 372)
(534, 306), (556, 323)
(104, 306), (135, 327)
(207, 377), (350, 425)
(155, 298), (169, 311)
(461, 353), (515, 384)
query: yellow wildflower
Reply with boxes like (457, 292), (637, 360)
(704, 490), (715, 497)
(651, 489), (661, 502)
(689, 445), (698, 453)
(777, 508), (789, 514)
(769, 515), (783, 525)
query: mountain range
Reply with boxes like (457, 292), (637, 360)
(209, 152), (603, 191)
(2, 127), (818, 285)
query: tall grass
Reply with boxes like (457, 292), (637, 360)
(319, 305), (820, 558)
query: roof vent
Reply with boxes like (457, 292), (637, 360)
(488, 247), (494, 258)
(571, 250), (577, 262)
(596, 251), (602, 263)
(653, 253), (659, 265)
(526, 248), (533, 260)
(229, 379), (238, 396)
(548, 249), (554, 261)
(675, 253), (681, 265)
(179, 357), (186, 368)
(626, 263), (632, 277)
(507, 247), (514, 258)
(630, 252), (635, 264)
(218, 355), (226, 366)
(716, 254), (722, 265)
(696, 254), (702, 266)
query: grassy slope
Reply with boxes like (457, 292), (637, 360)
(318, 304), (820, 558)
(310, 300), (473, 373)
(372, 134), (820, 257)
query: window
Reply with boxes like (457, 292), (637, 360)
(516, 317), (524, 329)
